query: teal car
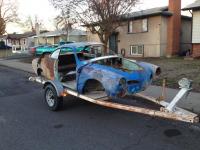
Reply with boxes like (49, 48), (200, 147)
(31, 42), (75, 56)
(36, 44), (59, 55)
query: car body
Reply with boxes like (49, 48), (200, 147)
(35, 44), (59, 55)
(29, 45), (48, 55)
(29, 44), (58, 56)
(29, 41), (75, 56)
(32, 42), (161, 97)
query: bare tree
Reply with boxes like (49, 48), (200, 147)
(0, 0), (18, 35)
(20, 16), (35, 32)
(54, 8), (78, 42)
(54, 9), (74, 41)
(50, 0), (138, 53)
(19, 15), (45, 33)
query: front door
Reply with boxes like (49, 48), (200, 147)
(109, 33), (118, 54)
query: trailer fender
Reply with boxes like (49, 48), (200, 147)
(43, 80), (64, 97)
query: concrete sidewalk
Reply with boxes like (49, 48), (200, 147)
(0, 59), (34, 73)
(0, 58), (200, 114)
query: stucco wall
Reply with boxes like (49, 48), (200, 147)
(46, 37), (55, 45)
(86, 15), (191, 57)
(117, 16), (162, 57)
(34, 37), (46, 45)
(192, 10), (200, 43)
(160, 17), (168, 56)
(87, 29), (101, 42)
(54, 36), (60, 44)
(69, 35), (87, 42)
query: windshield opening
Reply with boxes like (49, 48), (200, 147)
(93, 57), (143, 72)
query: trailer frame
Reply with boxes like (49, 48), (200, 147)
(29, 76), (199, 123)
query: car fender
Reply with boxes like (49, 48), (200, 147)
(77, 64), (122, 95)
(43, 80), (64, 97)
(138, 62), (161, 78)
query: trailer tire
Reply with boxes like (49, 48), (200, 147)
(44, 84), (63, 111)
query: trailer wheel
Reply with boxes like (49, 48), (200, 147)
(44, 84), (63, 111)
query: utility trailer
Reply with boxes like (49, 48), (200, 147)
(29, 76), (199, 123)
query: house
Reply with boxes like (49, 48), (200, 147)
(34, 29), (87, 45)
(183, 0), (200, 57)
(0, 32), (37, 50)
(87, 0), (192, 57)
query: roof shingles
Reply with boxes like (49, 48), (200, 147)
(123, 6), (172, 20)
(182, 0), (200, 10)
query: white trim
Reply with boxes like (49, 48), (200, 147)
(130, 45), (144, 56)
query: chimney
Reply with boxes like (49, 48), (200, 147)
(35, 23), (40, 36)
(166, 0), (181, 57)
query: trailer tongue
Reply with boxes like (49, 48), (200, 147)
(29, 76), (199, 123)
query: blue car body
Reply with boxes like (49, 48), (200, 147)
(77, 62), (153, 97)
(56, 43), (160, 97)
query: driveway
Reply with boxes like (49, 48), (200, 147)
(0, 66), (200, 150)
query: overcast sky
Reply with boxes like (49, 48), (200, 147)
(6, 0), (196, 33)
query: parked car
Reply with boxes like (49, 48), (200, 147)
(29, 45), (47, 55)
(0, 45), (11, 50)
(30, 41), (75, 56)
(0, 41), (11, 50)
(32, 42), (161, 97)
(29, 44), (56, 56)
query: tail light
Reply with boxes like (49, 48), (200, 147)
(30, 47), (36, 54)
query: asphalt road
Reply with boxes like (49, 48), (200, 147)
(0, 66), (200, 150)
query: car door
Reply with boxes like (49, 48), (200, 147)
(40, 49), (60, 80)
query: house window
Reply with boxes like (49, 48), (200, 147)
(130, 45), (144, 56)
(128, 18), (148, 33)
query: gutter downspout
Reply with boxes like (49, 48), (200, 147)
(189, 10), (193, 56)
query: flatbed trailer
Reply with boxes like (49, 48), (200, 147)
(29, 76), (199, 123)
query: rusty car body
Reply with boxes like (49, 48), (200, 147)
(32, 42), (161, 97)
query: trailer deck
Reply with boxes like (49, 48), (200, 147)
(29, 76), (199, 123)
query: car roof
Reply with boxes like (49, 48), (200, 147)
(58, 42), (104, 49)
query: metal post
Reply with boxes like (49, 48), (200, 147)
(166, 88), (189, 112)
(166, 78), (192, 112)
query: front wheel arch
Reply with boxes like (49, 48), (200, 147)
(82, 79), (105, 94)
(43, 81), (64, 97)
